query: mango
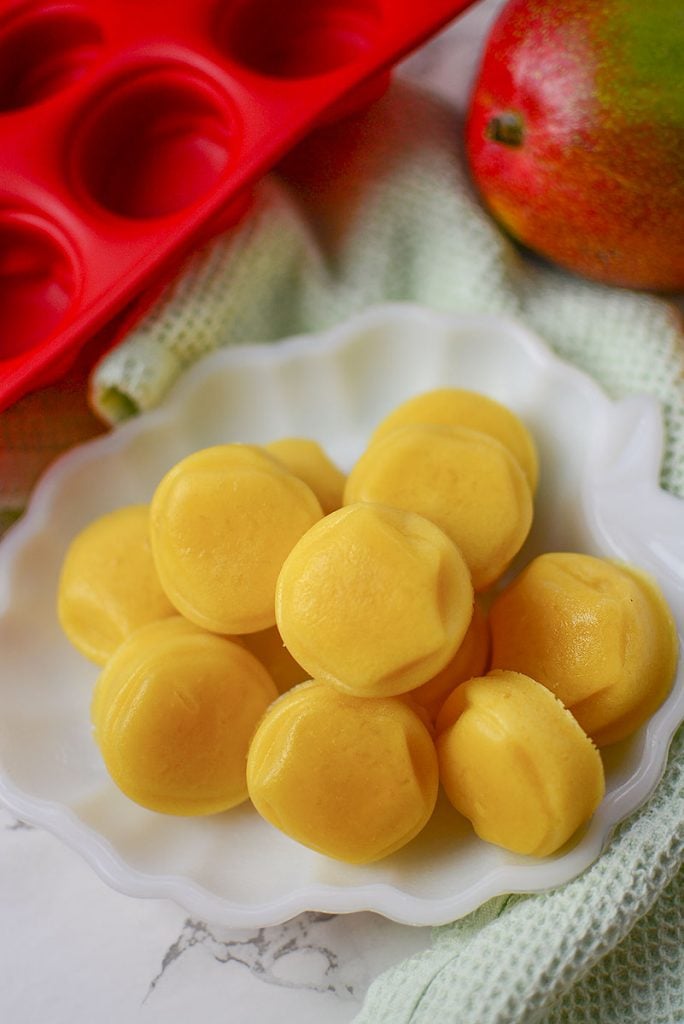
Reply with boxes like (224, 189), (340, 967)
(466, 0), (684, 291)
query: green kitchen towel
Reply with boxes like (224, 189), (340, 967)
(89, 83), (684, 1023)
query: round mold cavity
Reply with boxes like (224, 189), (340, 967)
(0, 6), (104, 112)
(217, 0), (382, 79)
(71, 68), (236, 220)
(0, 213), (81, 362)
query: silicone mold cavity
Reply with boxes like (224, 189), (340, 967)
(71, 68), (235, 219)
(0, 212), (81, 361)
(0, 5), (104, 112)
(0, 0), (478, 411)
(219, 0), (383, 78)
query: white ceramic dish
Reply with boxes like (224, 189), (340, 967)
(0, 303), (682, 928)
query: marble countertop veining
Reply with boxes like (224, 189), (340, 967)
(0, 804), (432, 1023)
(0, 4), (506, 1022)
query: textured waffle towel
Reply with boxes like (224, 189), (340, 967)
(88, 83), (683, 1022)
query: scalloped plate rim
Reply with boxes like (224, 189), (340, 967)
(0, 302), (681, 928)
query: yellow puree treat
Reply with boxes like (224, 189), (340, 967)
(90, 615), (212, 725)
(150, 444), (323, 635)
(276, 503), (474, 698)
(370, 388), (539, 492)
(344, 423), (533, 591)
(489, 552), (679, 747)
(436, 670), (605, 857)
(57, 504), (176, 665)
(264, 438), (346, 515)
(407, 601), (490, 721)
(241, 624), (310, 694)
(91, 617), (278, 815)
(247, 680), (439, 863)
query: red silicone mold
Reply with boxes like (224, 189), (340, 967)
(0, 0), (476, 411)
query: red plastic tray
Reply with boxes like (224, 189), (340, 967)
(0, 0), (476, 412)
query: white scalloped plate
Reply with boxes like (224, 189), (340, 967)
(0, 303), (682, 928)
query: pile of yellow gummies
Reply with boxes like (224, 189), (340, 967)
(57, 389), (679, 863)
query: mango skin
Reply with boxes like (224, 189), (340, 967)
(466, 0), (684, 291)
(489, 553), (679, 747)
(436, 670), (605, 857)
(91, 617), (278, 815)
(247, 680), (439, 864)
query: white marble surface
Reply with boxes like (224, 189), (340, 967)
(0, 805), (433, 1023)
(0, 3), (506, 1022)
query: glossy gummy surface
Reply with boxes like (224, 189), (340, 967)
(0, 304), (682, 927)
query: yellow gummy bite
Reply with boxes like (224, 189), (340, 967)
(489, 552), (679, 747)
(150, 444), (323, 635)
(90, 615), (211, 726)
(370, 388), (539, 491)
(407, 600), (490, 721)
(276, 503), (474, 698)
(241, 624), (310, 695)
(91, 617), (278, 815)
(344, 424), (533, 591)
(247, 680), (439, 863)
(57, 504), (176, 665)
(264, 438), (346, 515)
(436, 670), (605, 857)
